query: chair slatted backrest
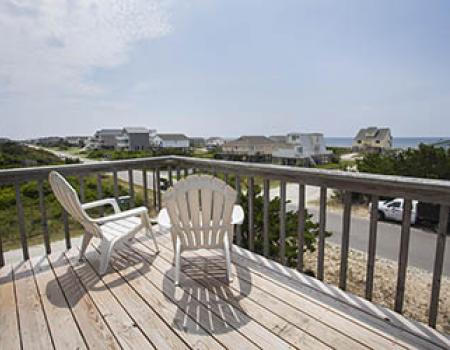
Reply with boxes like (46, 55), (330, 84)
(48, 171), (101, 237)
(164, 175), (237, 249)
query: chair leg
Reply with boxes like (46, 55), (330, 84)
(224, 238), (233, 283)
(99, 241), (114, 275)
(174, 240), (181, 286)
(79, 233), (93, 262)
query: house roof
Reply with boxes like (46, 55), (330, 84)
(123, 127), (149, 134)
(157, 133), (189, 141)
(226, 136), (275, 146)
(354, 127), (391, 141)
(96, 129), (122, 136)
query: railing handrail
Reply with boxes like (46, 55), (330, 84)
(1, 155), (450, 204)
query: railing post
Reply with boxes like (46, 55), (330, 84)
(78, 175), (85, 202)
(156, 168), (161, 211)
(0, 233), (3, 267)
(366, 195), (379, 300)
(235, 175), (242, 246)
(96, 174), (104, 216)
(317, 186), (327, 280)
(394, 199), (412, 313)
(339, 191), (352, 290)
(248, 177), (254, 251)
(176, 167), (181, 181)
(15, 182), (29, 260)
(263, 179), (270, 257)
(297, 183), (306, 271)
(279, 180), (287, 265)
(113, 171), (119, 201)
(38, 179), (51, 255)
(128, 169), (135, 208)
(142, 169), (148, 208)
(152, 170), (157, 210)
(168, 167), (173, 187)
(62, 209), (71, 249)
(429, 205), (449, 328)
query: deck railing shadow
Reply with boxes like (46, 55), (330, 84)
(161, 254), (253, 334)
(43, 245), (153, 308)
(232, 245), (450, 349)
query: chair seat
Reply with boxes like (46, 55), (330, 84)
(100, 216), (143, 242)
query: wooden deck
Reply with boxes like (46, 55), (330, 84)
(1, 232), (449, 350)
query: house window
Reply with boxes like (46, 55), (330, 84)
(376, 140), (380, 144)
(357, 140), (362, 144)
(296, 146), (303, 154)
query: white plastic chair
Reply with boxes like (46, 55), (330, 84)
(48, 171), (159, 274)
(159, 175), (244, 285)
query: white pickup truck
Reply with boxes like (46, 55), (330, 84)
(370, 198), (419, 224)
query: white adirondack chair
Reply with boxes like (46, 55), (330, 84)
(159, 175), (244, 286)
(48, 171), (159, 274)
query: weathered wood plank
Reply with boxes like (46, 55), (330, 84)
(0, 264), (21, 349)
(62, 209), (70, 249)
(152, 170), (157, 210)
(38, 179), (51, 255)
(263, 179), (270, 257)
(317, 186), (327, 280)
(156, 168), (161, 211)
(394, 199), (412, 313)
(134, 239), (296, 350)
(78, 175), (85, 202)
(338, 191), (352, 290)
(14, 260), (53, 349)
(297, 183), (306, 271)
(0, 235), (3, 267)
(48, 253), (121, 350)
(31, 257), (87, 350)
(279, 180), (286, 265)
(84, 245), (218, 350)
(248, 177), (255, 251)
(96, 174), (104, 216)
(15, 182), (29, 261)
(113, 171), (119, 200)
(64, 250), (154, 350)
(429, 205), (449, 328)
(365, 195), (379, 300)
(229, 243), (448, 350)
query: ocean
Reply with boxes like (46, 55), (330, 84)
(325, 137), (449, 149)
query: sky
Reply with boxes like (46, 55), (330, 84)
(1, 0), (450, 139)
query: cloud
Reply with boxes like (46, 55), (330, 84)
(0, 0), (172, 97)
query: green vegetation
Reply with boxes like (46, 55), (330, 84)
(85, 147), (218, 161)
(237, 182), (325, 270)
(0, 143), (141, 251)
(357, 144), (450, 180)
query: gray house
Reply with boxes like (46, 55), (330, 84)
(91, 129), (122, 149)
(116, 127), (150, 151)
(352, 127), (392, 153)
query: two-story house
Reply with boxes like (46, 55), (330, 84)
(352, 127), (392, 153)
(116, 127), (150, 151)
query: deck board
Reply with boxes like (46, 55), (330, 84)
(1, 232), (449, 350)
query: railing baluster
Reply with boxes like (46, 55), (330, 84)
(176, 167), (181, 181)
(263, 179), (270, 257)
(113, 171), (119, 201)
(0, 232), (3, 267)
(184, 168), (189, 177)
(128, 169), (135, 208)
(78, 175), (86, 202)
(279, 180), (287, 265)
(62, 209), (71, 249)
(317, 186), (327, 280)
(142, 169), (148, 208)
(168, 167), (173, 187)
(394, 199), (412, 313)
(224, 173), (229, 185)
(156, 168), (161, 211)
(152, 170), (157, 210)
(429, 205), (449, 328)
(96, 174), (104, 216)
(248, 177), (254, 251)
(339, 191), (352, 290)
(15, 182), (28, 260)
(297, 183), (306, 271)
(38, 179), (50, 255)
(366, 195), (379, 300)
(235, 175), (242, 246)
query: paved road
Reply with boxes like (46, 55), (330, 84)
(43, 147), (450, 275)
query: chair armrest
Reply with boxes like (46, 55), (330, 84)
(92, 206), (148, 224)
(231, 205), (244, 225)
(82, 198), (121, 213)
(157, 204), (244, 229)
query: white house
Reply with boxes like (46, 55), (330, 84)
(155, 134), (190, 149)
(206, 137), (225, 149)
(272, 133), (332, 165)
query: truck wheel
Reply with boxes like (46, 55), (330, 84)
(378, 211), (385, 221)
